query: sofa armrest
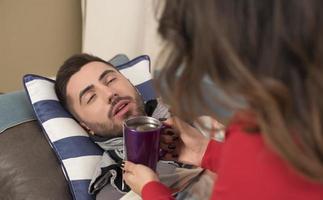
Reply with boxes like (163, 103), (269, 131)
(0, 121), (72, 200)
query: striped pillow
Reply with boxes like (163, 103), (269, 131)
(23, 55), (155, 200)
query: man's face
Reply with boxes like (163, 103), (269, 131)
(66, 61), (145, 137)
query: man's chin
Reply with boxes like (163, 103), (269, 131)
(101, 124), (123, 138)
(96, 111), (144, 138)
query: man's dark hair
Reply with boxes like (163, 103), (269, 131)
(55, 53), (112, 110)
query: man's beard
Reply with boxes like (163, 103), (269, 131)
(85, 94), (145, 138)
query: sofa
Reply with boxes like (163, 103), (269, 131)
(0, 53), (216, 200)
(0, 91), (72, 200)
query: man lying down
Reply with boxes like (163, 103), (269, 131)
(54, 53), (213, 199)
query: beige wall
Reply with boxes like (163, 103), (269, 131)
(0, 0), (82, 93)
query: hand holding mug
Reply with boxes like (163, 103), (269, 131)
(160, 117), (210, 167)
(122, 161), (159, 195)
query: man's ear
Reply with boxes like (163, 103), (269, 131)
(80, 122), (95, 135)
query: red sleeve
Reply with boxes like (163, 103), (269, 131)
(141, 181), (175, 200)
(201, 139), (223, 173)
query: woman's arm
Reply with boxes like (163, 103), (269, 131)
(201, 140), (223, 173)
(141, 181), (174, 200)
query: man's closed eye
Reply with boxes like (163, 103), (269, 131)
(87, 94), (96, 104)
(105, 77), (116, 85)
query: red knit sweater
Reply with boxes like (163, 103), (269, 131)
(141, 123), (323, 200)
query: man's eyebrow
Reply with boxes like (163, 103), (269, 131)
(79, 84), (94, 104)
(99, 70), (115, 82)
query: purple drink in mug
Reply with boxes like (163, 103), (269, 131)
(123, 116), (165, 171)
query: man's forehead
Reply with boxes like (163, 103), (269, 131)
(66, 62), (116, 99)
(70, 61), (117, 83)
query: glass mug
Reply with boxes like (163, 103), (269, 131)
(123, 116), (168, 171)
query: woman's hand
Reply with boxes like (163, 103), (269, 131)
(123, 161), (159, 195)
(160, 117), (210, 166)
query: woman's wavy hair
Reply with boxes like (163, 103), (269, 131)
(156, 0), (323, 181)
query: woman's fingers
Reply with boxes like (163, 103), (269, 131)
(160, 125), (179, 157)
(162, 118), (174, 127)
(160, 132), (179, 144)
(160, 133), (180, 154)
(159, 139), (180, 161)
(123, 161), (160, 195)
(123, 161), (136, 173)
(160, 142), (177, 155)
(161, 152), (179, 161)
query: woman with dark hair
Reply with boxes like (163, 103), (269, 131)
(123, 0), (323, 199)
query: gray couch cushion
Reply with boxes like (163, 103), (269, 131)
(0, 121), (72, 200)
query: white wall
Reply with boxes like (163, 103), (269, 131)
(82, 0), (164, 68)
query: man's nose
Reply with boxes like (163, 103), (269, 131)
(108, 93), (118, 104)
(97, 86), (118, 104)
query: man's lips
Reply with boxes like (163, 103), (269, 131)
(112, 100), (131, 118)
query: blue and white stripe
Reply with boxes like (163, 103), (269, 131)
(23, 55), (155, 200)
(118, 55), (156, 101)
